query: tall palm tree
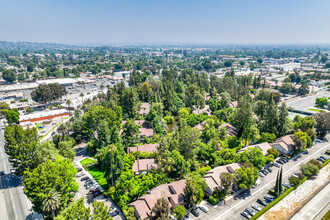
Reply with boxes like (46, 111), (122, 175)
(42, 190), (61, 219)
(79, 92), (84, 106)
(57, 123), (67, 140)
(66, 99), (72, 116)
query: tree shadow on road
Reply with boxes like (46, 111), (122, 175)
(233, 190), (251, 200)
(0, 173), (24, 189)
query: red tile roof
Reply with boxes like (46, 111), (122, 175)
(129, 144), (159, 154)
(132, 159), (157, 173)
(129, 180), (186, 219)
(219, 123), (238, 136)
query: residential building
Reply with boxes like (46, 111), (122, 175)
(132, 159), (157, 175)
(139, 103), (151, 116)
(203, 163), (240, 196)
(128, 143), (159, 154)
(219, 123), (238, 137)
(271, 135), (295, 155)
(129, 180), (186, 219)
(238, 142), (272, 156)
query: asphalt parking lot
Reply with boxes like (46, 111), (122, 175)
(74, 158), (123, 220)
(190, 139), (330, 220)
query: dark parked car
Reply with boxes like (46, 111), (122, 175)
(109, 210), (119, 217)
(264, 195), (274, 202)
(277, 160), (284, 164)
(273, 163), (280, 168)
(266, 167), (272, 172)
(77, 167), (83, 172)
(81, 176), (90, 181)
(257, 199), (267, 206)
(320, 156), (327, 161)
(317, 158), (324, 163)
(0, 171), (4, 175)
(245, 208), (255, 216)
(191, 209), (200, 217)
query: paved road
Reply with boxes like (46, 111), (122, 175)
(285, 89), (330, 111)
(190, 138), (330, 220)
(0, 128), (42, 220)
(291, 182), (330, 220)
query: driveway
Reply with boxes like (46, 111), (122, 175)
(73, 148), (124, 220)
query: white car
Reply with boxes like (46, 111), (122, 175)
(76, 172), (84, 177)
(198, 204), (209, 213)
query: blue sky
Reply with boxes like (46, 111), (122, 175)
(0, 0), (330, 45)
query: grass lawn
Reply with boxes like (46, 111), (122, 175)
(322, 209), (330, 220)
(80, 158), (97, 168)
(306, 108), (323, 112)
(80, 158), (109, 190)
(88, 166), (109, 190)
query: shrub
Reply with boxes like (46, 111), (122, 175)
(268, 189), (275, 196)
(209, 195), (219, 205)
(301, 162), (319, 176)
(298, 173), (306, 180)
(26, 107), (34, 113)
(309, 159), (322, 169)
(289, 176), (300, 186)
(164, 116), (174, 125)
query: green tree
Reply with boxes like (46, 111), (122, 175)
(120, 87), (139, 118)
(34, 141), (60, 165)
(220, 92), (231, 109)
(224, 60), (232, 67)
(121, 119), (139, 148)
(42, 190), (61, 219)
(301, 162), (319, 176)
(26, 107), (34, 113)
(0, 101), (9, 110)
(314, 112), (330, 137)
(184, 178), (204, 209)
(239, 148), (266, 169)
(293, 115), (315, 132)
(2, 69), (16, 83)
(173, 126), (200, 165)
(289, 176), (300, 186)
(266, 148), (279, 159)
(31, 83), (67, 106)
(55, 198), (90, 220)
(57, 140), (76, 160)
(4, 125), (39, 176)
(259, 132), (276, 143)
(24, 157), (79, 214)
(96, 145), (125, 186)
(230, 96), (254, 145)
(315, 97), (329, 108)
(5, 109), (20, 125)
(235, 166), (259, 190)
(91, 200), (113, 220)
(151, 198), (170, 220)
(293, 131), (312, 152)
(220, 172), (234, 194)
(173, 205), (186, 220)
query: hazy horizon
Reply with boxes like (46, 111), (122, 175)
(1, 0), (330, 45)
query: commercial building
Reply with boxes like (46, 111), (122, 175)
(19, 109), (69, 123)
